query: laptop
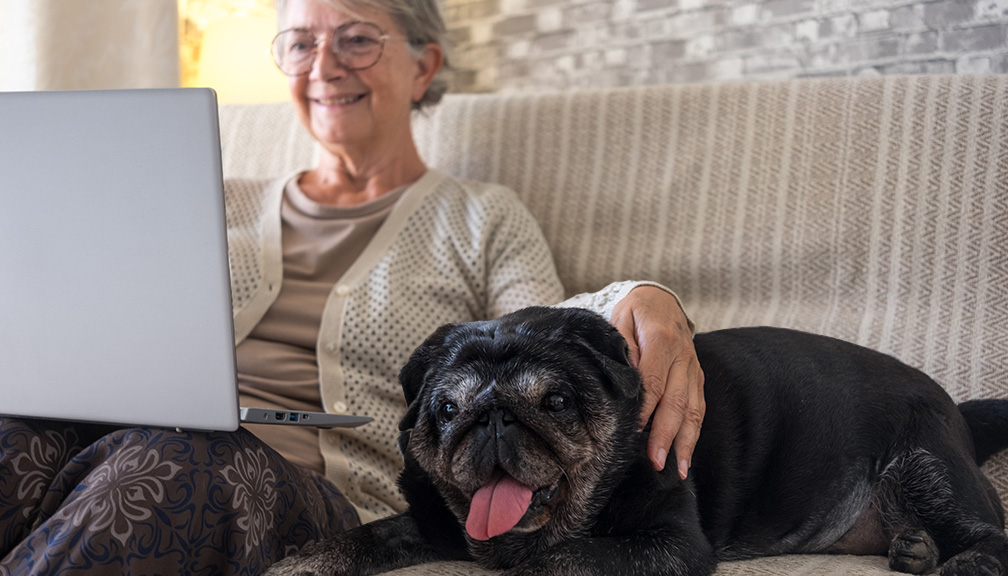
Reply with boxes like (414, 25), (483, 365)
(0, 88), (370, 432)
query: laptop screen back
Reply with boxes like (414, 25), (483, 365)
(0, 88), (241, 431)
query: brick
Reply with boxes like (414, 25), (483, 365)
(471, 0), (502, 20)
(471, 21), (494, 44)
(880, 61), (929, 74)
(808, 44), (837, 67)
(612, 0), (635, 20)
(761, 23), (800, 48)
(604, 47), (628, 66)
(538, 8), (564, 32)
(498, 60), (529, 81)
(652, 38), (688, 63)
(819, 0), (851, 14)
(642, 18), (667, 38)
(555, 54), (577, 72)
(825, 14), (857, 38)
(500, 0), (527, 14)
(720, 28), (762, 51)
(890, 5), (925, 31)
(956, 55), (992, 73)
(993, 52), (1008, 73)
(448, 26), (471, 46)
(745, 52), (802, 73)
(795, 19), (820, 41)
(850, 0), (897, 9)
(581, 50), (604, 70)
(610, 21), (642, 40)
(680, 0), (708, 11)
(625, 43), (652, 69)
(836, 36), (901, 62)
(637, 0), (677, 12)
(533, 29), (575, 51)
(976, 0), (1008, 19)
(565, 2), (611, 26)
(904, 31), (939, 55)
(685, 35), (716, 58)
(505, 38), (531, 59)
(922, 1), (974, 28)
(859, 9), (890, 32)
(730, 4), (759, 26)
(763, 0), (816, 20)
(667, 9), (724, 36)
(664, 61), (711, 83)
(711, 56), (744, 79)
(494, 14), (536, 36)
(941, 24), (1007, 52)
(923, 59), (957, 74)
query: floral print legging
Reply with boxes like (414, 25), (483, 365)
(0, 418), (359, 575)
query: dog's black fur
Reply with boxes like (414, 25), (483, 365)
(266, 307), (1008, 576)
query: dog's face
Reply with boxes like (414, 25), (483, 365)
(397, 307), (643, 565)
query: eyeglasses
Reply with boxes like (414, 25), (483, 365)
(271, 21), (393, 76)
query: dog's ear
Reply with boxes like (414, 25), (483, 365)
(509, 307), (640, 399)
(398, 322), (458, 431)
(557, 308), (641, 400)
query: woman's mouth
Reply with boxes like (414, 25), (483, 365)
(313, 94), (366, 106)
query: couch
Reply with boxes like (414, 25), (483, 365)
(219, 74), (1008, 575)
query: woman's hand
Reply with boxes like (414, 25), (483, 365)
(610, 286), (705, 478)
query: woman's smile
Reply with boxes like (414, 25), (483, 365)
(312, 93), (367, 107)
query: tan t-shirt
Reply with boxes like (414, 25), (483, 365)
(237, 178), (405, 474)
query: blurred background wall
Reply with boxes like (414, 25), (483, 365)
(0, 0), (1005, 99)
(443, 0), (1008, 93)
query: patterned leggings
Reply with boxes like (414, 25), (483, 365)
(0, 418), (359, 576)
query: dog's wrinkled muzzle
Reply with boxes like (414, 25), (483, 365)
(464, 406), (537, 541)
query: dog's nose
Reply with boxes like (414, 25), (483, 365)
(479, 407), (517, 429)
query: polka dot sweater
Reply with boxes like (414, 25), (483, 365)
(225, 169), (653, 522)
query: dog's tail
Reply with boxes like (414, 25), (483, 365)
(959, 399), (1008, 466)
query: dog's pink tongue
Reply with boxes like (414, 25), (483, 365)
(466, 472), (533, 541)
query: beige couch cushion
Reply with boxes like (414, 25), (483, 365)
(220, 74), (1008, 575)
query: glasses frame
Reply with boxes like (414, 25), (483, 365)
(271, 21), (394, 76)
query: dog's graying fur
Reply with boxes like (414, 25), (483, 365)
(266, 307), (1008, 576)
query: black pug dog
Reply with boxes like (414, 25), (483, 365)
(266, 306), (1008, 576)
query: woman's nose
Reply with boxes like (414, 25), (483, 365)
(308, 41), (349, 80)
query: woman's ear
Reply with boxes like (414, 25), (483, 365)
(411, 43), (444, 104)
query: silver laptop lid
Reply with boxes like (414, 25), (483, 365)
(0, 88), (242, 431)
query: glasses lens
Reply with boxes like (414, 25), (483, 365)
(334, 22), (384, 70)
(273, 30), (316, 75)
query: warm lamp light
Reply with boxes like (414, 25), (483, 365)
(194, 17), (289, 105)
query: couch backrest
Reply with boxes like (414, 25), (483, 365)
(218, 75), (1007, 406)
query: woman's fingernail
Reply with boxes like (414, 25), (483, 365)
(655, 448), (668, 471)
(678, 459), (690, 480)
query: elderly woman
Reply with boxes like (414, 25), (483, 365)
(0, 0), (702, 574)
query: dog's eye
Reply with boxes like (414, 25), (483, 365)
(438, 401), (458, 422)
(544, 393), (569, 413)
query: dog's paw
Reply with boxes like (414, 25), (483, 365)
(888, 529), (939, 575)
(263, 547), (345, 576)
(261, 558), (324, 576)
(940, 550), (1002, 576)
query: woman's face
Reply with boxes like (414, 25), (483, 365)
(282, 0), (436, 156)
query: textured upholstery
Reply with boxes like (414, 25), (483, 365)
(219, 74), (1008, 575)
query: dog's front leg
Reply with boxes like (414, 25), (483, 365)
(501, 530), (716, 576)
(264, 512), (468, 576)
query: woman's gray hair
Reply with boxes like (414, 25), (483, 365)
(275, 0), (451, 111)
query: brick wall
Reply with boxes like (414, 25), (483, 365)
(441, 0), (1008, 93)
